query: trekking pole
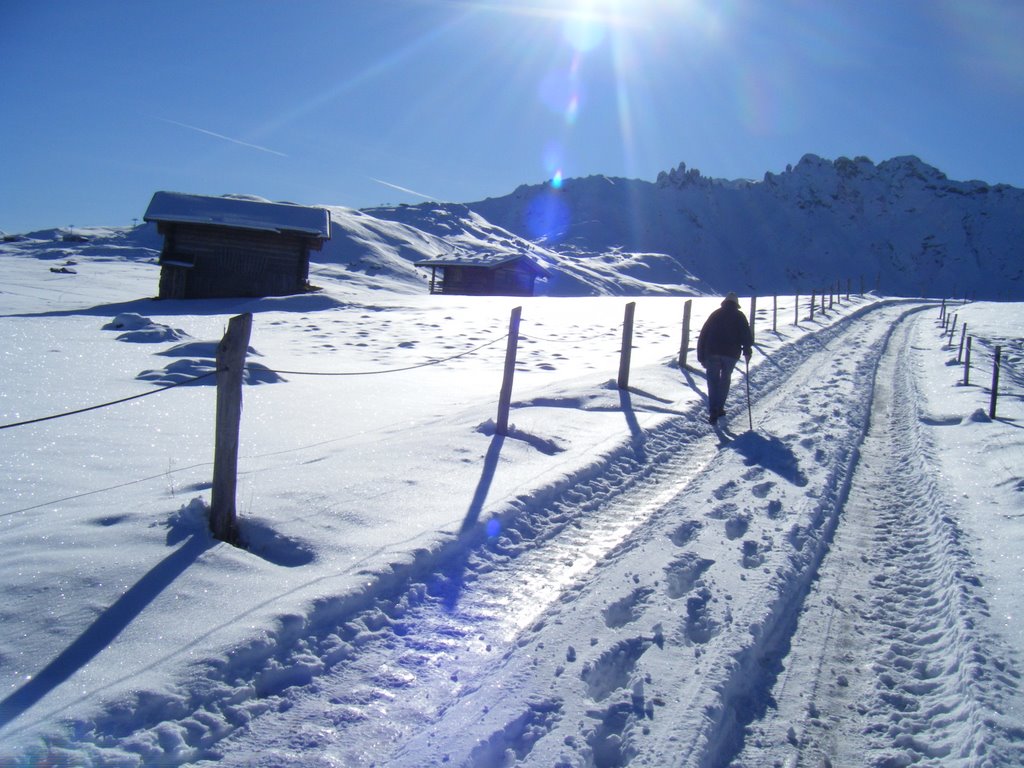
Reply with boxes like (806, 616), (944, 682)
(745, 357), (753, 431)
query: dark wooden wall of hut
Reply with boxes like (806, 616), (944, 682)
(158, 224), (311, 299)
(433, 263), (538, 296)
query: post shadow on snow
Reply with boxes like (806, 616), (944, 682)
(430, 434), (507, 612)
(620, 384), (690, 418)
(752, 343), (782, 370)
(165, 498), (316, 567)
(726, 430), (808, 487)
(679, 365), (710, 407)
(618, 388), (646, 462)
(0, 534), (214, 730)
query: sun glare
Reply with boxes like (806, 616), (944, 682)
(460, 0), (729, 248)
(526, 0), (720, 43)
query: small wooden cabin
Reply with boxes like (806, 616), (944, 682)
(415, 253), (549, 297)
(144, 192), (331, 299)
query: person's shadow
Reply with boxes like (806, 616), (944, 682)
(0, 534), (214, 729)
(726, 431), (808, 487)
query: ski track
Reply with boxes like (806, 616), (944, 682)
(737, 311), (1024, 768)
(22, 300), (1022, 767)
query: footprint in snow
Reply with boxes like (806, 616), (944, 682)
(581, 636), (650, 702)
(668, 520), (702, 547)
(725, 515), (750, 540)
(603, 587), (654, 629)
(742, 466), (766, 482)
(664, 553), (714, 599)
(712, 481), (739, 500)
(707, 502), (738, 520)
(468, 700), (562, 767)
(742, 539), (767, 569)
(683, 587), (721, 645)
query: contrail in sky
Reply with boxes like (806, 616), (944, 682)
(160, 118), (288, 157)
(369, 177), (437, 200)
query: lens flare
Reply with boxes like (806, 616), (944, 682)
(563, 11), (606, 52)
(525, 190), (570, 243)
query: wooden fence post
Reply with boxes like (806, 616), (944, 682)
(618, 301), (636, 390)
(678, 298), (693, 370)
(958, 324), (968, 363)
(794, 293), (800, 326)
(939, 298), (946, 321)
(749, 296), (757, 344)
(990, 346), (1002, 419)
(810, 291), (815, 321)
(963, 336), (972, 386)
(211, 312), (252, 544)
(772, 295), (778, 334)
(496, 306), (522, 436)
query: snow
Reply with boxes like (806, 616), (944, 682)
(1, 227), (1022, 767)
(469, 155), (1024, 301)
(143, 192), (332, 238)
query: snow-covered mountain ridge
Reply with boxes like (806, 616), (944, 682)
(6, 154), (1021, 300)
(457, 153), (1024, 300)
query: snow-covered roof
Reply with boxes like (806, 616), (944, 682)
(143, 191), (331, 239)
(415, 252), (550, 277)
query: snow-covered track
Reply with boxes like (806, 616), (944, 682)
(739, 311), (1024, 767)
(27, 300), (1006, 768)
(191, 302), (918, 767)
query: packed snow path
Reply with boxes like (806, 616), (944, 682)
(738, 313), (1024, 767)
(37, 302), (1022, 767)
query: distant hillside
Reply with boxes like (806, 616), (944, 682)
(10, 155), (1021, 300)
(455, 154), (1024, 300)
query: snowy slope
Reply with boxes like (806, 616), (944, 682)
(461, 155), (1024, 300)
(5, 152), (1022, 303)
(1, 221), (1022, 766)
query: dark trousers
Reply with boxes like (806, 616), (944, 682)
(704, 354), (738, 416)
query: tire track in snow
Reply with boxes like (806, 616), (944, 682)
(346, 302), (917, 768)
(738, 311), (1024, 767)
(39, 300), (898, 766)
(194, 381), (730, 765)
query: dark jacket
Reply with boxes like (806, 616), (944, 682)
(697, 301), (754, 364)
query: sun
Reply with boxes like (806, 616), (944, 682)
(528, 0), (715, 42)
(456, 0), (721, 52)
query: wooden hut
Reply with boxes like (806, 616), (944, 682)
(415, 253), (549, 296)
(144, 192), (331, 299)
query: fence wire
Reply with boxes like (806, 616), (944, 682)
(0, 371), (216, 431)
(0, 329), (511, 431)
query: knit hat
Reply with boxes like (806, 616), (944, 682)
(724, 291), (739, 305)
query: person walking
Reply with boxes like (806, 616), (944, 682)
(696, 292), (754, 424)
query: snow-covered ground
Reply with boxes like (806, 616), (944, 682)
(1, 229), (1022, 766)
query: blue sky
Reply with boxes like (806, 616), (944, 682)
(2, 0), (1022, 234)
